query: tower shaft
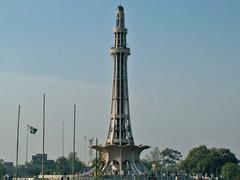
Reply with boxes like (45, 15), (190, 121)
(106, 5), (134, 146)
(90, 6), (150, 176)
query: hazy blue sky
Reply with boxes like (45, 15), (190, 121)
(0, 0), (240, 164)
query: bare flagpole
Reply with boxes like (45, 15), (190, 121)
(16, 105), (21, 180)
(62, 121), (64, 157)
(84, 136), (86, 165)
(25, 125), (29, 180)
(42, 94), (46, 180)
(95, 138), (98, 179)
(73, 104), (76, 179)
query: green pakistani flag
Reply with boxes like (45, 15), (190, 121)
(29, 126), (37, 134)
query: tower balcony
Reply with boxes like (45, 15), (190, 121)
(113, 27), (128, 33)
(110, 47), (130, 56)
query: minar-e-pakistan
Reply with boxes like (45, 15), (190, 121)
(92, 5), (150, 176)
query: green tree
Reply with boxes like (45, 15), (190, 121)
(222, 162), (239, 180)
(145, 147), (182, 174)
(160, 148), (182, 174)
(140, 159), (151, 172)
(145, 147), (161, 164)
(28, 163), (41, 176)
(92, 151), (105, 176)
(181, 145), (238, 176)
(145, 147), (162, 172)
(0, 159), (6, 177)
(55, 156), (71, 175)
(160, 148), (182, 167)
(27, 159), (54, 176)
(68, 152), (84, 174)
(181, 145), (210, 174)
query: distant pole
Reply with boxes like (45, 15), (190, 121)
(62, 121), (64, 157)
(84, 136), (87, 164)
(42, 94), (46, 180)
(16, 105), (21, 180)
(73, 104), (76, 179)
(25, 125), (30, 180)
(95, 138), (98, 179)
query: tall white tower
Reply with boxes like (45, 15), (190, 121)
(106, 5), (133, 146)
(92, 6), (149, 176)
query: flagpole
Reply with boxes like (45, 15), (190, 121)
(42, 94), (46, 180)
(73, 104), (76, 179)
(95, 138), (98, 179)
(25, 125), (29, 180)
(84, 136), (86, 165)
(16, 105), (21, 180)
(62, 121), (64, 157)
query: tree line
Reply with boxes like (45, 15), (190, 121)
(1, 145), (239, 179)
(0, 152), (88, 178)
(143, 145), (240, 179)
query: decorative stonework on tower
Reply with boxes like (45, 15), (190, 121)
(92, 6), (150, 176)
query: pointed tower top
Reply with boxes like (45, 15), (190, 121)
(117, 5), (124, 11)
(116, 5), (125, 28)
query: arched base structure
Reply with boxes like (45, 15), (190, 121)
(92, 144), (150, 176)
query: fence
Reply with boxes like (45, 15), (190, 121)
(37, 175), (193, 180)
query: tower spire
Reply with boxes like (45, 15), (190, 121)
(106, 5), (133, 146)
(116, 5), (125, 28)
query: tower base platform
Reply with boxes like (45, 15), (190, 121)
(92, 144), (150, 176)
